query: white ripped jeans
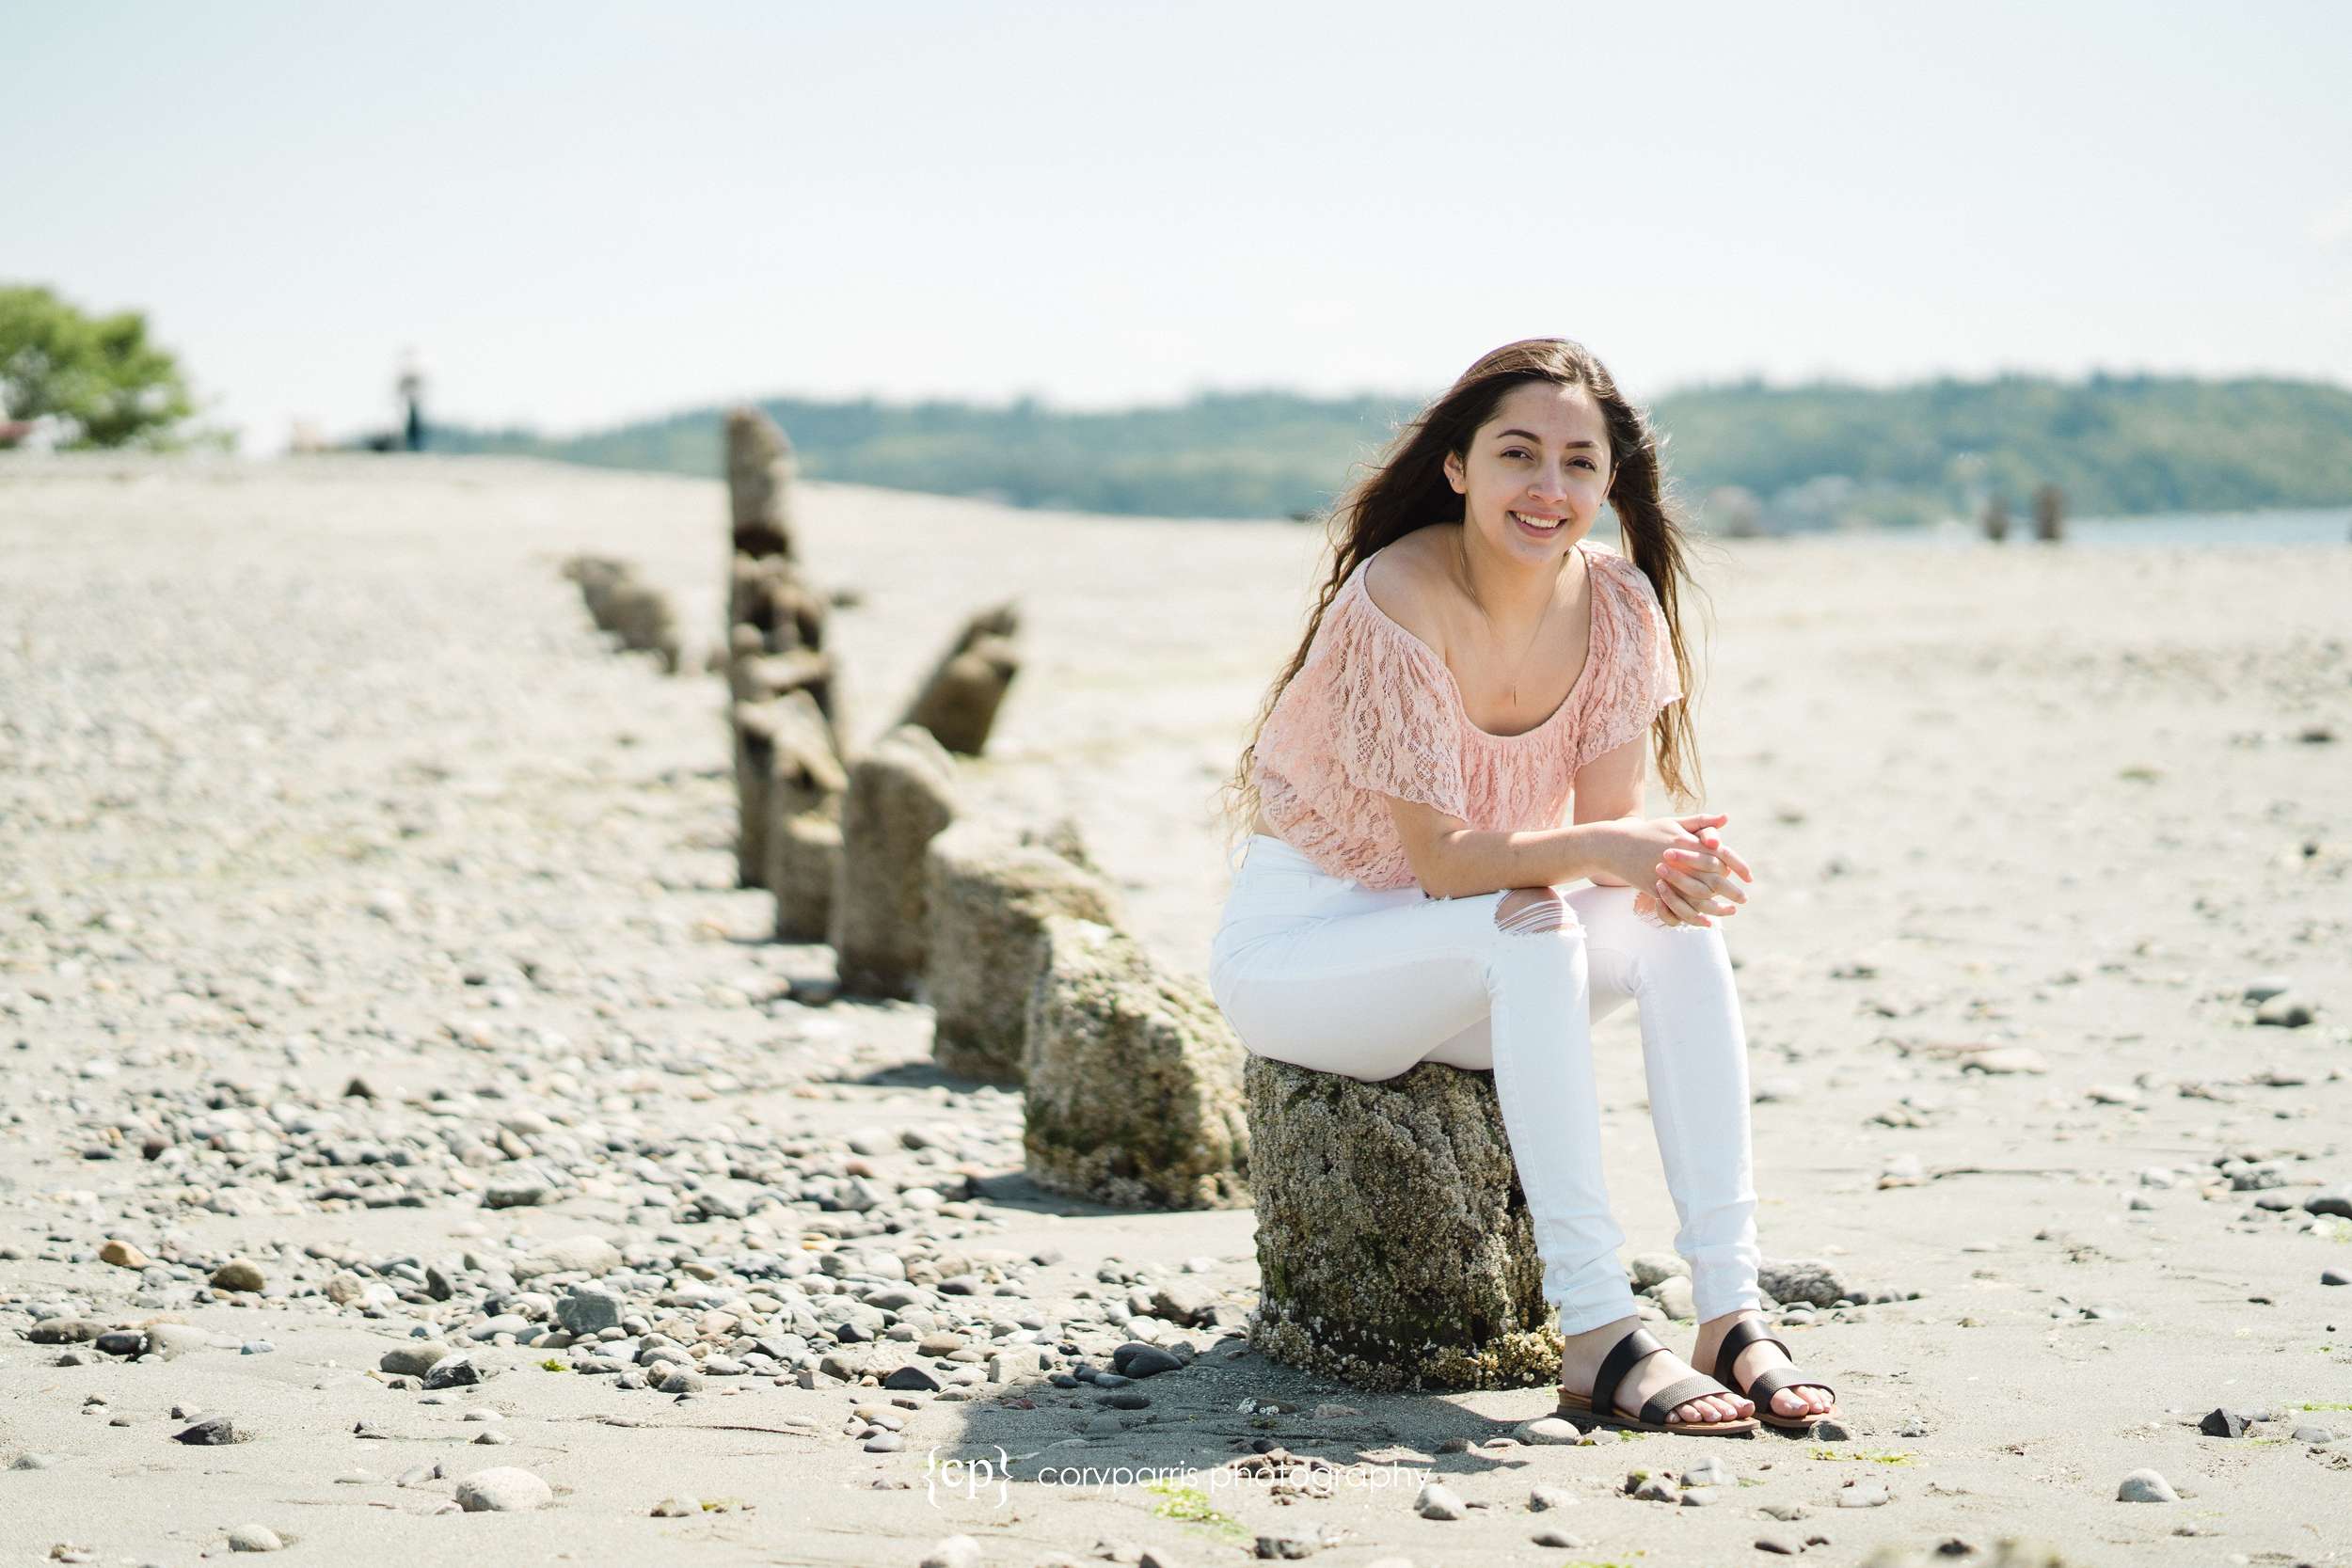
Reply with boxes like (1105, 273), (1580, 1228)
(1209, 832), (1763, 1336)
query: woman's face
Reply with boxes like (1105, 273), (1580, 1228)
(1442, 380), (1614, 562)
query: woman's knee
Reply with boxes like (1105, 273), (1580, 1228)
(1494, 885), (1578, 936)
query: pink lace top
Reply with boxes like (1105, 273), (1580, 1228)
(1248, 535), (1683, 890)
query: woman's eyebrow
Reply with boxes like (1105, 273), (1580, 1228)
(1494, 428), (1601, 447)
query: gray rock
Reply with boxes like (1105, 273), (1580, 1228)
(832, 724), (958, 1000)
(484, 1173), (550, 1209)
(209, 1259), (266, 1293)
(1111, 1343), (1184, 1378)
(2305, 1188), (2352, 1220)
(378, 1341), (452, 1377)
(10, 1453), (60, 1470)
(1755, 1531), (1804, 1555)
(2254, 994), (2312, 1027)
(454, 1466), (553, 1512)
(1628, 1252), (1689, 1291)
(29, 1317), (104, 1343)
(1518, 1418), (1584, 1445)
(1758, 1259), (1847, 1308)
(2292, 1425), (2335, 1444)
(1527, 1481), (1576, 1509)
(1149, 1277), (1221, 1328)
(144, 1324), (213, 1359)
(225, 1525), (284, 1552)
(516, 1236), (622, 1280)
(919, 1535), (983, 1568)
(900, 605), (1024, 757)
(924, 821), (1121, 1083)
(1023, 917), (1249, 1211)
(2117, 1468), (2178, 1502)
(557, 1285), (625, 1335)
(1531, 1529), (1586, 1549)
(1651, 1275), (1695, 1321)
(1415, 1481), (1466, 1519)
(650, 1496), (700, 1517)
(422, 1354), (480, 1389)
(1243, 1053), (1549, 1391)
(1681, 1455), (1732, 1488)
(2200, 1407), (2251, 1437)
(172, 1417), (238, 1445)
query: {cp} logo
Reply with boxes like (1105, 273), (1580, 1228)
(924, 1445), (1012, 1508)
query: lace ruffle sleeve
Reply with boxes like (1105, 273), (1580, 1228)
(1574, 550), (1683, 773)
(1327, 590), (1470, 820)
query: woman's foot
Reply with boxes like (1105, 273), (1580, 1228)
(1691, 1308), (1836, 1421)
(1557, 1314), (1752, 1426)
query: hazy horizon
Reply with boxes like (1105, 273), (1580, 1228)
(5, 0), (2345, 455)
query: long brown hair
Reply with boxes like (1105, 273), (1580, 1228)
(1212, 337), (1707, 867)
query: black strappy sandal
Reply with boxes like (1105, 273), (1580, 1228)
(1710, 1316), (1840, 1431)
(1553, 1324), (1759, 1436)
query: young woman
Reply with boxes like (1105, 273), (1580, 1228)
(1209, 338), (1837, 1437)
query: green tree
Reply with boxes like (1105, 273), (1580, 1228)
(0, 284), (204, 448)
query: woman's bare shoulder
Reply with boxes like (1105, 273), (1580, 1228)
(1360, 526), (1456, 652)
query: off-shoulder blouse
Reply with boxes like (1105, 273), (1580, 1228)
(1248, 535), (1683, 890)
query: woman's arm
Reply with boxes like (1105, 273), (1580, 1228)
(1381, 792), (1622, 900)
(1568, 731), (1648, 886)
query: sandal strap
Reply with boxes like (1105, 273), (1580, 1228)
(1589, 1326), (1670, 1426)
(1743, 1363), (1833, 1406)
(1641, 1372), (1735, 1428)
(1711, 1316), (1790, 1386)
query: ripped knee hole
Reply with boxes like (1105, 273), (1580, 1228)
(1494, 887), (1573, 935)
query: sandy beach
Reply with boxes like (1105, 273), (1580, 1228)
(2, 452), (2346, 1568)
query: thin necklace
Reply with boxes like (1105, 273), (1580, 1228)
(1455, 529), (1579, 711)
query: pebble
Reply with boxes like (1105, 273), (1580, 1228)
(379, 1341), (453, 1377)
(651, 1496), (701, 1516)
(422, 1354), (481, 1389)
(171, 1417), (238, 1445)
(453, 1466), (553, 1512)
(1414, 1481), (1466, 1520)
(1527, 1482), (1575, 1511)
(1516, 1417), (1584, 1444)
(920, 1537), (983, 1568)
(2118, 1468), (2178, 1502)
(225, 1525), (284, 1552)
(1836, 1479), (1891, 1508)
(209, 1259), (266, 1293)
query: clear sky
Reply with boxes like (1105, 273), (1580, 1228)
(5, 0), (2345, 454)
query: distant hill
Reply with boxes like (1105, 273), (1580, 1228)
(421, 372), (2352, 530)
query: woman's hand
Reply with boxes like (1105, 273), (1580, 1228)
(1646, 819), (1755, 927)
(1590, 813), (1728, 888)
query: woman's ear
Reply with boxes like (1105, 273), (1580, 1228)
(1442, 451), (1465, 494)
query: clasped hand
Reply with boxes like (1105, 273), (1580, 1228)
(1613, 812), (1756, 928)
